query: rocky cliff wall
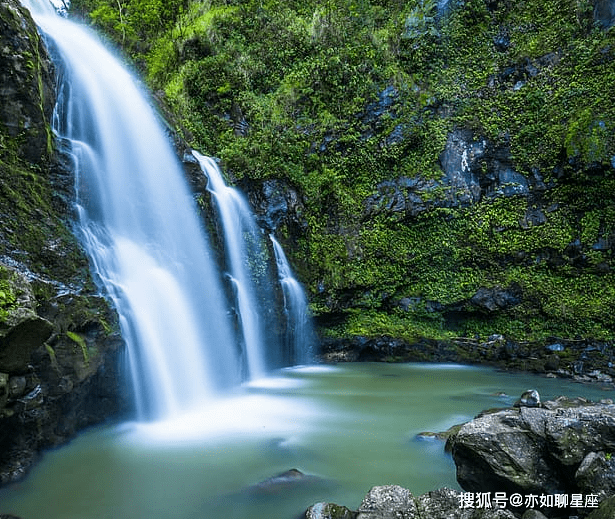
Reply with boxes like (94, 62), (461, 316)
(0, 0), (127, 485)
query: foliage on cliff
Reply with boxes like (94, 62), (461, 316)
(69, 0), (615, 344)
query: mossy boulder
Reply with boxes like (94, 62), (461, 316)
(0, 265), (126, 485)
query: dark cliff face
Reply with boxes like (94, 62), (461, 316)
(0, 0), (54, 163)
(0, 0), (127, 485)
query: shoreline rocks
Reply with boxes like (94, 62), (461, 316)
(304, 485), (519, 519)
(448, 394), (615, 515)
(317, 335), (615, 389)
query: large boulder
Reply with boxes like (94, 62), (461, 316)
(449, 394), (615, 515)
(0, 269), (126, 484)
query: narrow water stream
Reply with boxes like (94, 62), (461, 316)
(1, 363), (612, 519)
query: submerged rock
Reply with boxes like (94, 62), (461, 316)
(206, 468), (331, 519)
(247, 468), (326, 496)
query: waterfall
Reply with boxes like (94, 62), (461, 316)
(22, 0), (316, 425)
(24, 0), (242, 421)
(191, 152), (272, 380)
(270, 235), (316, 366)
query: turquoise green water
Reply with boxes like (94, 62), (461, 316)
(0, 363), (612, 518)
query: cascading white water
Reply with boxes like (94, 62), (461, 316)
(270, 235), (316, 365)
(23, 0), (241, 420)
(191, 151), (269, 380)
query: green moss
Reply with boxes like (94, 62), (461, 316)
(0, 150), (91, 289)
(45, 343), (60, 371)
(66, 330), (89, 366)
(70, 0), (615, 345)
(342, 308), (452, 343)
(0, 266), (18, 324)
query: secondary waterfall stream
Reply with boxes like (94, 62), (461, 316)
(191, 151), (269, 380)
(270, 234), (316, 366)
(22, 0), (312, 422)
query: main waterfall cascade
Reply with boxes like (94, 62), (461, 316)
(23, 0), (314, 422)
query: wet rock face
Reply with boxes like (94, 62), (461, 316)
(449, 395), (615, 512)
(363, 129), (536, 222)
(439, 129), (484, 206)
(0, 0), (55, 163)
(470, 285), (521, 313)
(593, 0), (615, 28)
(242, 177), (308, 236)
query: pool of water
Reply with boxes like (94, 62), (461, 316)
(1, 363), (612, 519)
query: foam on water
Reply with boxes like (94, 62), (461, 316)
(120, 392), (319, 445)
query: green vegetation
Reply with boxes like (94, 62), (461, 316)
(69, 0), (615, 343)
(0, 266), (18, 324)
